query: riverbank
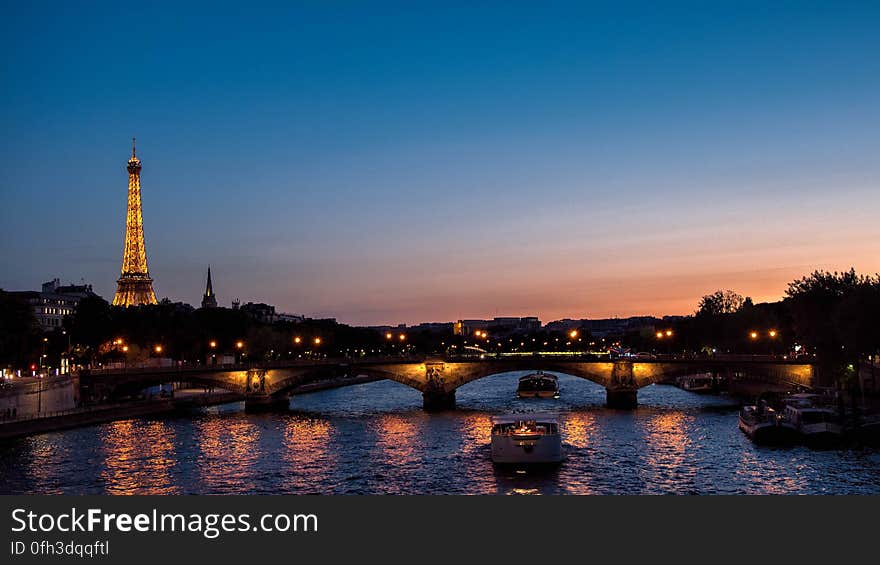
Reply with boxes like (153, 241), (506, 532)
(0, 374), (387, 440)
(0, 399), (180, 441)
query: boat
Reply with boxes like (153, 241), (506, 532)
(738, 402), (798, 445)
(783, 393), (844, 446)
(516, 371), (559, 398)
(490, 414), (563, 465)
(677, 372), (716, 393)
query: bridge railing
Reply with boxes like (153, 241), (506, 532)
(75, 356), (429, 377)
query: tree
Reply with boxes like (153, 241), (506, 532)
(785, 269), (880, 387)
(0, 290), (39, 369)
(65, 295), (112, 364)
(696, 290), (745, 316)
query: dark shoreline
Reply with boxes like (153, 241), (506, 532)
(0, 373), (385, 441)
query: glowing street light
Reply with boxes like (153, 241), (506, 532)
(386, 332), (393, 340)
(398, 334), (406, 341)
(769, 330), (778, 338)
(665, 330), (673, 337)
(154, 345), (163, 354)
(569, 330), (579, 339)
(314, 337), (322, 345)
(122, 345), (129, 353)
(294, 336), (302, 344)
(236, 341), (244, 349)
(656, 331), (664, 339)
(209, 340), (217, 349)
(750, 331), (759, 340)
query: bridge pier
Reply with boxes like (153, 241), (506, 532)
(422, 390), (455, 411)
(606, 388), (638, 409)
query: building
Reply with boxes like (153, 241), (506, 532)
(454, 317), (541, 336)
(12, 278), (98, 331)
(201, 267), (218, 309)
(275, 312), (306, 323)
(240, 302), (276, 323)
(412, 322), (455, 333)
(544, 316), (661, 337)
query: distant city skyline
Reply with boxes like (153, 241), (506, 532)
(2, 2), (879, 326)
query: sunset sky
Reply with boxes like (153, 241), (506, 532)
(2, 2), (878, 325)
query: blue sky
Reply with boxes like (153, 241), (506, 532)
(2, 1), (879, 324)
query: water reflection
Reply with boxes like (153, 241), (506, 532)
(367, 414), (424, 493)
(23, 436), (68, 494)
(1, 378), (878, 495)
(195, 415), (261, 493)
(282, 416), (335, 492)
(640, 411), (695, 493)
(735, 448), (806, 494)
(100, 419), (179, 495)
(562, 410), (599, 449)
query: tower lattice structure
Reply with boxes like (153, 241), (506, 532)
(112, 138), (158, 307)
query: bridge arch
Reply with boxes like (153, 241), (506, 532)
(80, 357), (815, 412)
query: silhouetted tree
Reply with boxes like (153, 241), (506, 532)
(785, 269), (880, 387)
(696, 290), (745, 316)
(0, 290), (40, 369)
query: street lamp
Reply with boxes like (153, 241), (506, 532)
(569, 330), (578, 339)
(665, 330), (673, 337)
(314, 337), (322, 345)
(398, 334), (406, 341)
(154, 345), (163, 354)
(236, 341), (244, 349)
(294, 336), (302, 344)
(386, 332), (393, 340)
(656, 331), (664, 339)
(749, 331), (758, 340)
(769, 330), (778, 338)
(209, 340), (217, 349)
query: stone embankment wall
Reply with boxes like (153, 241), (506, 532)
(0, 376), (79, 418)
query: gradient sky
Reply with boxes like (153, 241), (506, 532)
(2, 1), (879, 325)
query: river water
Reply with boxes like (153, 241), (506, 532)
(2, 372), (879, 494)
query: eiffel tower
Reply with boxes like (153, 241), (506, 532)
(112, 138), (158, 306)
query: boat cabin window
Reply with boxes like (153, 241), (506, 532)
(492, 420), (558, 434)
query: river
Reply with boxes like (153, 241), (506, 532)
(2, 372), (879, 494)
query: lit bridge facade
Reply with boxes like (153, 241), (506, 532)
(79, 355), (817, 411)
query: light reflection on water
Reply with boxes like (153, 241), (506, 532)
(100, 420), (179, 495)
(1, 372), (879, 495)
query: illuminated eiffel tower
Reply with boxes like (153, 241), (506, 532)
(112, 138), (158, 306)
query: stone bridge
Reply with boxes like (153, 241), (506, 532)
(79, 356), (816, 411)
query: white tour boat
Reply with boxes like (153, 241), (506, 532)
(490, 414), (563, 465)
(738, 402), (798, 445)
(783, 393), (843, 446)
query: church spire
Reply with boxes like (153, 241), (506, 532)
(201, 266), (218, 308)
